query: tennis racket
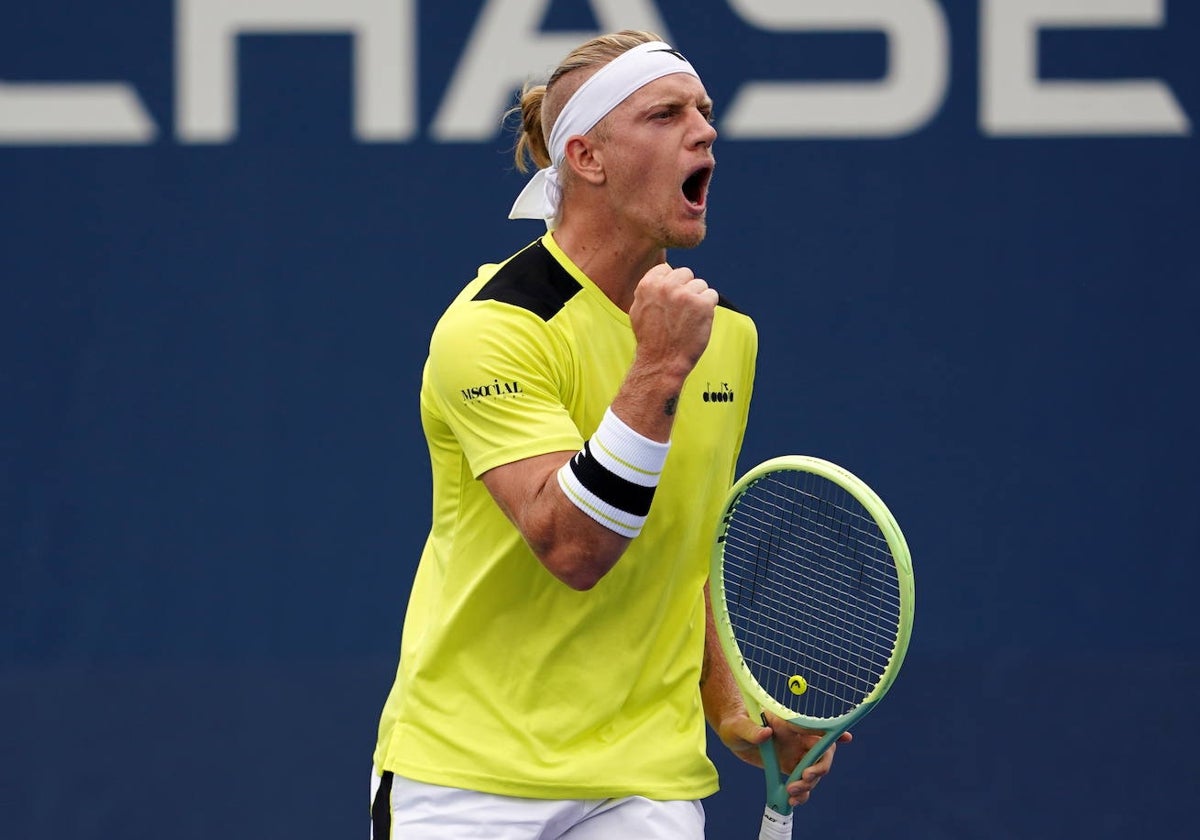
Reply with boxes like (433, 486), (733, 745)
(709, 456), (915, 840)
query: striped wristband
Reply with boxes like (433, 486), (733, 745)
(557, 408), (671, 538)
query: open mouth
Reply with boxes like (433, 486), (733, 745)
(682, 164), (714, 208)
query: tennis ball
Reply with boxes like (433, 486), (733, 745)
(788, 675), (808, 695)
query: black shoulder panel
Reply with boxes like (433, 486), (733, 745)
(716, 293), (744, 314)
(472, 240), (582, 321)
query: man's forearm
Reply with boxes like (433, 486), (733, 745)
(701, 582), (749, 729)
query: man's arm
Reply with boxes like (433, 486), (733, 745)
(480, 264), (717, 590)
(481, 449), (629, 590)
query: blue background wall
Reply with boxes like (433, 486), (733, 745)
(3, 1), (1197, 837)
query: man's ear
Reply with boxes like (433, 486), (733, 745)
(562, 136), (606, 186)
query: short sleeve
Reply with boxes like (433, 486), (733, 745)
(423, 300), (584, 477)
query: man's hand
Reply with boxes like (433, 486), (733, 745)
(714, 710), (853, 807)
(613, 263), (718, 442)
(629, 263), (717, 381)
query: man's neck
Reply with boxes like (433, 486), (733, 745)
(550, 217), (666, 313)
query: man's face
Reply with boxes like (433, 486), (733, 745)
(596, 73), (717, 250)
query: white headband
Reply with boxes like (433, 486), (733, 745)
(508, 40), (700, 229)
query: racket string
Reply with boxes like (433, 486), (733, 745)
(721, 472), (902, 719)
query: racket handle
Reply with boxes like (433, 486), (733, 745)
(758, 805), (793, 840)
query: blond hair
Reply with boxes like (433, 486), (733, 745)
(508, 30), (664, 173)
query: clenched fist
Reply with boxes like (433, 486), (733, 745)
(628, 263), (718, 381)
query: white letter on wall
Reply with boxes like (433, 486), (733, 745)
(0, 81), (156, 144)
(721, 0), (949, 138)
(981, 0), (1190, 136)
(431, 0), (670, 141)
(176, 0), (413, 143)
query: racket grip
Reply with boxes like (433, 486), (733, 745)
(758, 805), (793, 840)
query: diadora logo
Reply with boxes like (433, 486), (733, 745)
(461, 379), (523, 402)
(702, 382), (735, 404)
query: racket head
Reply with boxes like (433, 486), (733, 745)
(710, 456), (915, 733)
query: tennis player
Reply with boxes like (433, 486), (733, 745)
(370, 30), (849, 839)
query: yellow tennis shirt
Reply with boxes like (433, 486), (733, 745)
(374, 233), (757, 800)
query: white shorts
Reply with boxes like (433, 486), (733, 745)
(370, 770), (705, 840)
